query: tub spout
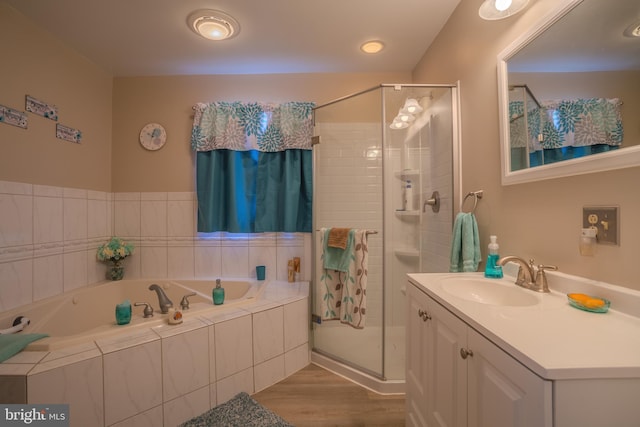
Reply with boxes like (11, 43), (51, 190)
(149, 284), (173, 314)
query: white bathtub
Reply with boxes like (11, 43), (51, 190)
(0, 278), (264, 351)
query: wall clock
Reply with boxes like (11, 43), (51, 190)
(139, 123), (167, 151)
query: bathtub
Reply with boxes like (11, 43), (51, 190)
(0, 278), (264, 351)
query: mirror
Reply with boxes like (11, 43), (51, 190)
(497, 0), (640, 185)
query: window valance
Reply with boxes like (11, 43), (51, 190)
(191, 101), (315, 152)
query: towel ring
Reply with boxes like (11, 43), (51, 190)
(461, 191), (483, 214)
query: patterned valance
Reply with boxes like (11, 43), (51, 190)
(191, 101), (315, 152)
(509, 97), (623, 151)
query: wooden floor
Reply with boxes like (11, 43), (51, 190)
(252, 364), (406, 427)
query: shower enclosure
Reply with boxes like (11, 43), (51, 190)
(311, 84), (459, 393)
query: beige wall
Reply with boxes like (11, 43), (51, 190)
(112, 73), (411, 192)
(0, 4), (113, 191)
(414, 0), (640, 290)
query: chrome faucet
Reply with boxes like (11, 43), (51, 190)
(496, 256), (557, 293)
(149, 284), (173, 313)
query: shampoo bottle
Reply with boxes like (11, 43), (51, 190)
(405, 180), (414, 211)
(213, 278), (225, 305)
(484, 235), (503, 278)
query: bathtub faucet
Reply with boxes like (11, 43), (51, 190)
(149, 284), (173, 314)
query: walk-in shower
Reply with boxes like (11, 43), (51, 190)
(311, 84), (459, 393)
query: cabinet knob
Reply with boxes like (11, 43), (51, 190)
(460, 348), (474, 359)
(417, 309), (431, 321)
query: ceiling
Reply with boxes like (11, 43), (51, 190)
(4, 0), (461, 77)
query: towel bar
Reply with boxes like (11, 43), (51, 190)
(316, 229), (378, 235)
(461, 190), (483, 213)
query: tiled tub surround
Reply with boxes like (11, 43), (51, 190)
(0, 180), (311, 313)
(0, 280), (309, 427)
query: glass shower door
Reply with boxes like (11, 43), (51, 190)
(312, 88), (385, 379)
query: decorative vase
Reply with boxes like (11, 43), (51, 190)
(107, 260), (125, 281)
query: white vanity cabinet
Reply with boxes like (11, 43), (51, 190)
(406, 282), (552, 427)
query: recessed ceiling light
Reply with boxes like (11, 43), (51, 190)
(360, 40), (385, 54)
(479, 0), (529, 20)
(623, 20), (640, 38)
(188, 9), (240, 41)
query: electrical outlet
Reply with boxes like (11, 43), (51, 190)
(583, 206), (619, 245)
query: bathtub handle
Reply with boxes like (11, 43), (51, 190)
(134, 302), (154, 318)
(180, 293), (197, 310)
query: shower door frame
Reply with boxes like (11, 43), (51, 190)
(311, 83), (461, 383)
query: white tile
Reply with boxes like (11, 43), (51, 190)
(195, 246), (221, 279)
(27, 355), (104, 427)
(110, 405), (163, 427)
(63, 197), (88, 241)
(87, 249), (106, 285)
(220, 246), (248, 277)
(252, 307), (284, 364)
(141, 192), (167, 201)
(88, 198), (108, 239)
(168, 200), (195, 237)
(215, 368), (254, 404)
(33, 196), (63, 244)
(254, 354), (285, 393)
(215, 315), (252, 379)
(284, 298), (309, 351)
(33, 254), (64, 301)
(103, 340), (163, 426)
(114, 200), (141, 238)
(140, 246), (168, 278)
(208, 326), (216, 383)
(167, 246), (194, 279)
(163, 386), (210, 427)
(63, 250), (87, 292)
(161, 327), (209, 401)
(0, 259), (32, 311)
(0, 180), (32, 195)
(285, 343), (310, 377)
(141, 200), (167, 237)
(0, 194), (33, 247)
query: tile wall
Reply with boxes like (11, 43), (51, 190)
(0, 180), (311, 314)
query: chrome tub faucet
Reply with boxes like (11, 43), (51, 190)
(149, 284), (174, 313)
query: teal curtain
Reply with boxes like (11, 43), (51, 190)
(192, 101), (314, 233)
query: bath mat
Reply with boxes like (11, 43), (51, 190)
(179, 392), (293, 427)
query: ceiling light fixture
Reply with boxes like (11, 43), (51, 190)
(360, 40), (385, 54)
(188, 9), (240, 41)
(400, 99), (423, 115)
(479, 0), (529, 20)
(390, 118), (409, 130)
(623, 20), (640, 38)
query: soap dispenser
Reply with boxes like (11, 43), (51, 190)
(213, 279), (225, 305)
(484, 235), (503, 278)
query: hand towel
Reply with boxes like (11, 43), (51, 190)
(319, 229), (369, 329)
(328, 228), (350, 249)
(322, 228), (355, 272)
(0, 333), (49, 363)
(449, 212), (481, 272)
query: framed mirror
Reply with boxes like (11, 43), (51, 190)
(497, 0), (640, 185)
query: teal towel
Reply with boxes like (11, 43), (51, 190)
(449, 212), (481, 272)
(0, 333), (49, 363)
(323, 228), (355, 272)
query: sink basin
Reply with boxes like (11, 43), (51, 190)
(440, 277), (539, 307)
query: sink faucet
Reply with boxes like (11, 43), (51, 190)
(496, 256), (557, 293)
(149, 284), (173, 313)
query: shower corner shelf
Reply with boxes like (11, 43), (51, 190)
(394, 248), (420, 258)
(395, 209), (420, 217)
(394, 169), (419, 179)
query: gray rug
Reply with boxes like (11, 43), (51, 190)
(179, 392), (294, 427)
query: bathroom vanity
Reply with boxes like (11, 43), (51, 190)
(405, 271), (640, 427)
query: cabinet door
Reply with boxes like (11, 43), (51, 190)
(406, 284), (432, 427)
(427, 296), (468, 427)
(467, 328), (552, 427)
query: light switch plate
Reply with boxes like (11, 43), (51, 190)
(582, 206), (619, 245)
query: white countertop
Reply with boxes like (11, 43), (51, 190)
(407, 271), (640, 381)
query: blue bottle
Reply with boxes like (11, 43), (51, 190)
(213, 278), (225, 305)
(484, 235), (503, 278)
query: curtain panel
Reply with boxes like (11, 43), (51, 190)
(192, 102), (315, 233)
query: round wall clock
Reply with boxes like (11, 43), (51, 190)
(139, 123), (167, 150)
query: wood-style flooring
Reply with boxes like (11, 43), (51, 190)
(252, 363), (406, 427)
